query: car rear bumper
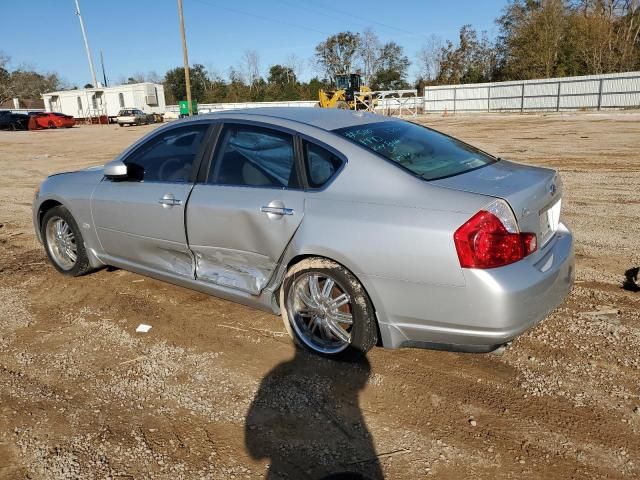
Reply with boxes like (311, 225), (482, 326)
(370, 223), (575, 351)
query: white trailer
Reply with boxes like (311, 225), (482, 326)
(42, 83), (166, 120)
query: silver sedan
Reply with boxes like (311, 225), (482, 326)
(33, 108), (574, 359)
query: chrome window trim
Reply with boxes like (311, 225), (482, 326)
(112, 122), (213, 184)
(297, 134), (348, 192)
(205, 121), (302, 190)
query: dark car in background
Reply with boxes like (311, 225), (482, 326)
(0, 111), (29, 130)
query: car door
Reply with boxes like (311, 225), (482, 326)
(91, 123), (212, 277)
(186, 123), (305, 295)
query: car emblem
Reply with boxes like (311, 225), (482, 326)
(549, 183), (557, 196)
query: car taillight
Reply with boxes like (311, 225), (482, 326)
(454, 199), (537, 269)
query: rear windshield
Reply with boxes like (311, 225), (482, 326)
(334, 121), (496, 180)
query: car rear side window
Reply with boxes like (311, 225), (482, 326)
(334, 121), (495, 180)
(210, 125), (299, 188)
(303, 141), (343, 188)
(124, 124), (208, 182)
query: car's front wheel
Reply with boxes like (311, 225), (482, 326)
(41, 206), (93, 276)
(280, 257), (378, 359)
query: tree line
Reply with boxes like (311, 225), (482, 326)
(1, 0), (638, 106)
(0, 52), (60, 106)
(165, 0), (640, 103)
(426, 0), (640, 85)
(161, 28), (412, 106)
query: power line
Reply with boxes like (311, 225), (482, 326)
(306, 0), (424, 38)
(274, 0), (377, 31)
(189, 0), (330, 37)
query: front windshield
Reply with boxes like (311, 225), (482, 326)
(334, 121), (496, 180)
(335, 76), (350, 90)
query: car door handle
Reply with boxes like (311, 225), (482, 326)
(260, 206), (294, 216)
(158, 194), (182, 208)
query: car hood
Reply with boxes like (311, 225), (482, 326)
(48, 164), (104, 179)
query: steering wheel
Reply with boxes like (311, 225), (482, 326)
(157, 157), (183, 181)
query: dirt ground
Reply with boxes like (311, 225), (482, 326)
(1, 112), (639, 479)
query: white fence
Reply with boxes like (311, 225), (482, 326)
(166, 96), (424, 117)
(165, 100), (317, 114)
(1, 108), (45, 114)
(424, 71), (640, 113)
(162, 71), (640, 116)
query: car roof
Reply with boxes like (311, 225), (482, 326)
(196, 107), (396, 131)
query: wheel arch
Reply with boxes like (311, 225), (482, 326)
(35, 196), (105, 270)
(37, 199), (64, 232)
(281, 252), (385, 347)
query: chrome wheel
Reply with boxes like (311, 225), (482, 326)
(286, 272), (354, 354)
(45, 217), (77, 270)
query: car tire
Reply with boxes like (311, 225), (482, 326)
(41, 206), (93, 277)
(280, 257), (378, 360)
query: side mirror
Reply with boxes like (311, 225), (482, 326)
(104, 160), (128, 179)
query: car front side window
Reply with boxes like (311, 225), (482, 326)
(123, 124), (208, 183)
(209, 125), (300, 189)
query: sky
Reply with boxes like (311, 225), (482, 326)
(2, 0), (508, 87)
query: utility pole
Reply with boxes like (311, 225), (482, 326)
(74, 0), (98, 88)
(177, 0), (193, 116)
(100, 50), (108, 87)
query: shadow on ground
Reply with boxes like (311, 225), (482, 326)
(245, 350), (383, 479)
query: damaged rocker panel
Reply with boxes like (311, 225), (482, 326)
(193, 247), (275, 295)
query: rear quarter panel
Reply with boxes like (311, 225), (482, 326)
(278, 137), (494, 324)
(295, 195), (472, 286)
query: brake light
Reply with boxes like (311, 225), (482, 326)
(454, 200), (537, 269)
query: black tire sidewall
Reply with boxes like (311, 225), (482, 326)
(282, 259), (377, 360)
(41, 206), (91, 276)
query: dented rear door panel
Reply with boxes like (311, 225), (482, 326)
(186, 185), (304, 294)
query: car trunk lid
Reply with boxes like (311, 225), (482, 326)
(432, 159), (562, 248)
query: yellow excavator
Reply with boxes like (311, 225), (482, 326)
(318, 73), (375, 109)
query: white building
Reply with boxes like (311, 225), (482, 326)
(42, 82), (166, 119)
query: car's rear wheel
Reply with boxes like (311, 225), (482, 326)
(41, 206), (92, 276)
(280, 257), (378, 359)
